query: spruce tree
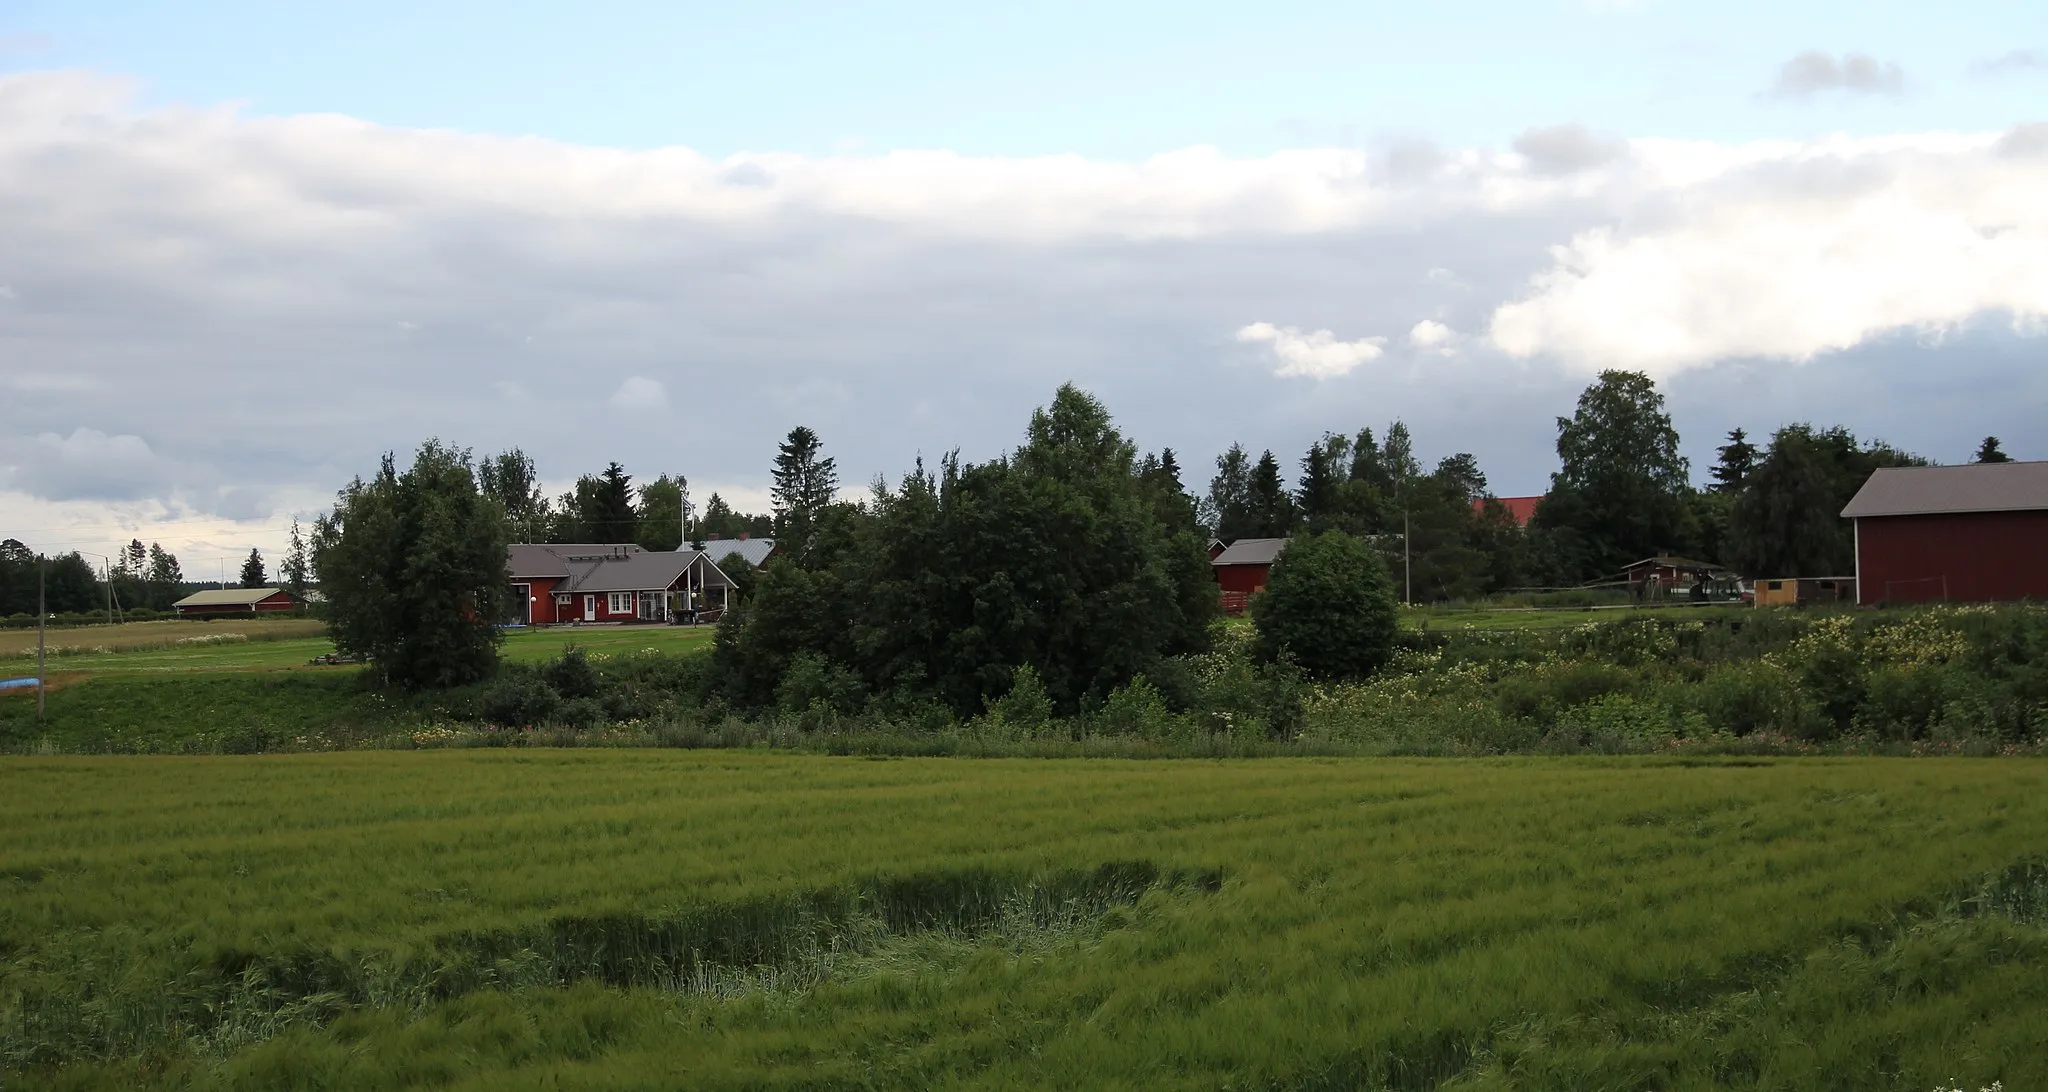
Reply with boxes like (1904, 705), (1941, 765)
(1710, 428), (1759, 491)
(239, 548), (268, 588)
(1975, 436), (2013, 464)
(771, 426), (839, 564)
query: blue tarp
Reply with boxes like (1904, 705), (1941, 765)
(0, 678), (40, 691)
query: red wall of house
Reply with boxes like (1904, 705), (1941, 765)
(1214, 563), (1272, 596)
(1857, 510), (2048, 604)
(514, 577), (563, 624)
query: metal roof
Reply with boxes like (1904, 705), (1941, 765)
(1212, 538), (1290, 566)
(1841, 461), (2048, 519)
(692, 537), (776, 568)
(174, 587), (288, 608)
(507, 543), (643, 579)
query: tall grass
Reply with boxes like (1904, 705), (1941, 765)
(3, 753), (2046, 1088)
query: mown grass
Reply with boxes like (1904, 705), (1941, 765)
(0, 618), (329, 660)
(0, 623), (716, 676)
(2, 752), (2045, 1089)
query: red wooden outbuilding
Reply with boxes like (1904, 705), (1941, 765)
(1211, 538), (1289, 613)
(1842, 462), (2048, 604)
(173, 588), (301, 616)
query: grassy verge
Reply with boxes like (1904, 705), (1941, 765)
(2, 753), (2044, 1088)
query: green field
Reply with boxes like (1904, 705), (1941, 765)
(4, 752), (2045, 1089)
(2, 623), (714, 675)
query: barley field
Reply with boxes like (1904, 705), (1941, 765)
(3, 752), (2045, 1089)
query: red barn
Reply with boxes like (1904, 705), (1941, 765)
(1842, 461), (2048, 605)
(173, 588), (301, 616)
(1212, 538), (1289, 613)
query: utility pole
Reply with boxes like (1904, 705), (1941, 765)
(1403, 506), (1412, 607)
(36, 555), (46, 725)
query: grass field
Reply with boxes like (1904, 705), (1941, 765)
(0, 618), (328, 660)
(0, 623), (715, 675)
(4, 753), (2045, 1089)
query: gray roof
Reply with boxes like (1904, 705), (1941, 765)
(507, 543), (643, 579)
(692, 537), (776, 568)
(1841, 461), (2048, 519)
(1212, 538), (1290, 566)
(508, 543), (732, 593)
(174, 587), (290, 608)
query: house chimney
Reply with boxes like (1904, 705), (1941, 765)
(738, 532), (748, 541)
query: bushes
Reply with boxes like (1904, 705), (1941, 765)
(1252, 531), (1398, 681)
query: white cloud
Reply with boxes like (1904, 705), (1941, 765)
(7, 428), (165, 501)
(1512, 124), (1624, 175)
(1236, 322), (1386, 379)
(1970, 49), (2043, 78)
(1771, 51), (1905, 97)
(1489, 130), (2048, 375)
(1409, 320), (1456, 352)
(0, 68), (2041, 534)
(610, 376), (669, 411)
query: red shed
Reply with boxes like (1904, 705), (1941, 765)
(1842, 461), (2048, 605)
(1472, 495), (1544, 527)
(1212, 538), (1289, 613)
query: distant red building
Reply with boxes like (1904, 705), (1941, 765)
(1472, 495), (1544, 527)
(1842, 462), (2048, 604)
(1211, 538), (1289, 613)
(172, 588), (301, 616)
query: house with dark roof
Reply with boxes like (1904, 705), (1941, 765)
(173, 587), (302, 617)
(1212, 538), (1289, 612)
(506, 543), (736, 624)
(1841, 461), (2048, 604)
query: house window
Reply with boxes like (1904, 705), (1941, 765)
(608, 592), (634, 614)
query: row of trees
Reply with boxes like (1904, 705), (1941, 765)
(477, 452), (774, 551)
(1201, 370), (2009, 594)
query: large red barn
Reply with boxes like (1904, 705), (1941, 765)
(1841, 461), (2048, 605)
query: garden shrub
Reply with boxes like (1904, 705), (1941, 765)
(776, 652), (867, 717)
(1251, 531), (1398, 681)
(477, 668), (561, 728)
(1496, 661), (1637, 726)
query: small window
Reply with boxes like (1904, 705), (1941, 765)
(1767, 581), (1783, 591)
(608, 592), (634, 614)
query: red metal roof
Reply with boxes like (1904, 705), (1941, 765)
(1473, 495), (1544, 526)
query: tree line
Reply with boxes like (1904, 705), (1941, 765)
(1199, 370), (2014, 594)
(476, 452), (774, 551)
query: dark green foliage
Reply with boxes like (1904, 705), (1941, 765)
(717, 386), (1217, 717)
(311, 440), (510, 690)
(280, 521), (310, 598)
(1726, 424), (1924, 578)
(478, 449), (551, 542)
(589, 462), (637, 545)
(1251, 531), (1398, 681)
(1203, 443), (1254, 539)
(238, 548), (267, 589)
(634, 474), (686, 552)
(696, 493), (774, 542)
(1533, 370), (1695, 581)
(771, 426), (838, 565)
(714, 550), (760, 605)
(1975, 435), (2012, 463)
(1246, 449), (1296, 538)
(1709, 427), (1758, 492)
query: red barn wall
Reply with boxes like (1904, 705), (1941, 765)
(1214, 563), (1272, 596)
(1857, 510), (2048, 604)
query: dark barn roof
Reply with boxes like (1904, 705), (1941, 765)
(1842, 461), (2048, 519)
(1212, 538), (1290, 566)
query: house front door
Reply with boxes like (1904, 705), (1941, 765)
(582, 594), (596, 622)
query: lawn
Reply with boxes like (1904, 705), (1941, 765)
(3, 752), (2044, 1089)
(0, 623), (715, 675)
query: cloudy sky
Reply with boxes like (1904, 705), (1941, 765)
(2, 1), (2045, 575)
